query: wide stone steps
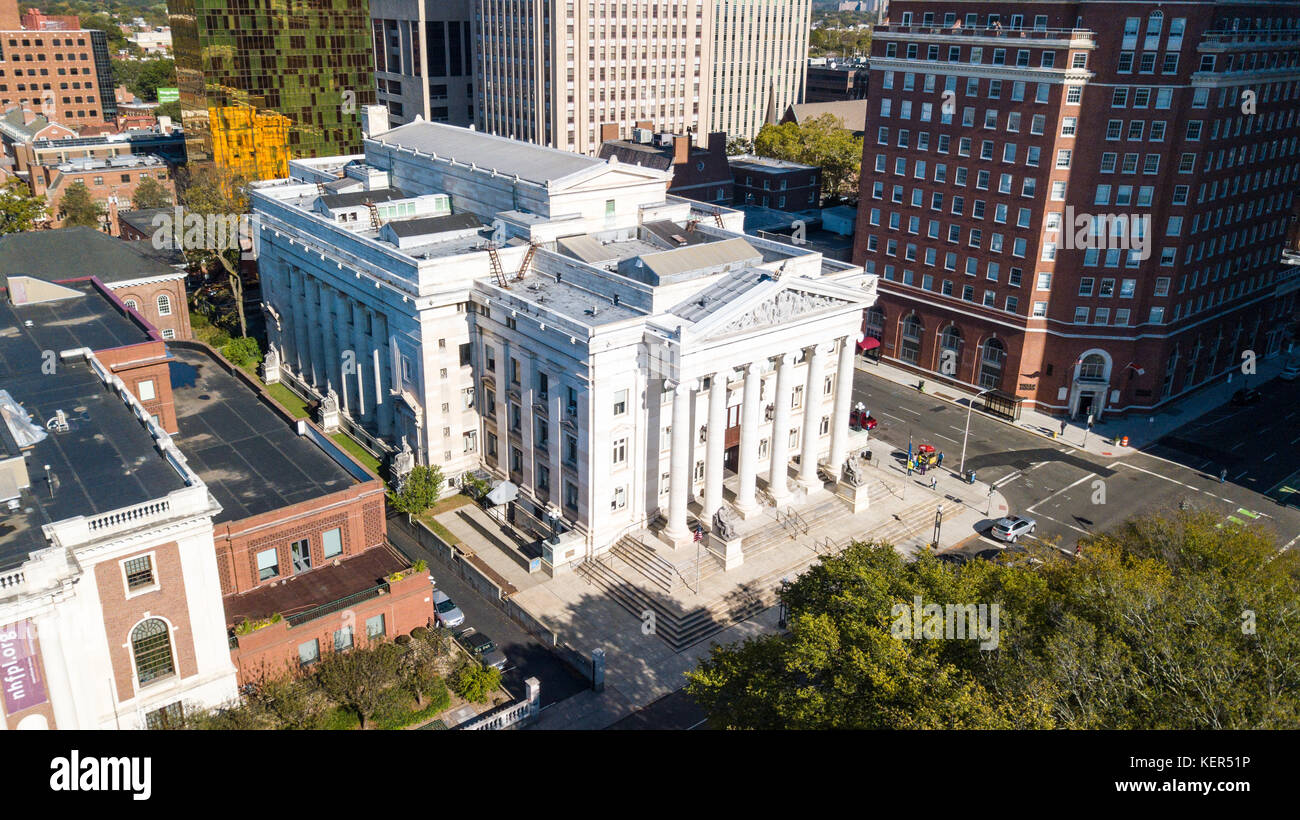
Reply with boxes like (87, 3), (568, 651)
(611, 535), (680, 593)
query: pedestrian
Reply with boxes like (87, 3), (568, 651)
(1219, 467), (1227, 484)
(1060, 419), (1067, 437)
(937, 452), (944, 467)
(1074, 544), (1081, 557)
(930, 476), (937, 491)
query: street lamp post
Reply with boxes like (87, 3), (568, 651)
(958, 388), (995, 476)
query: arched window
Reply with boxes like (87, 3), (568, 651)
(1147, 10), (1163, 37)
(131, 618), (175, 684)
(156, 293), (171, 316)
(1078, 353), (1107, 381)
(865, 307), (884, 340)
(939, 326), (962, 375)
(123, 298), (138, 311)
(978, 338), (1005, 389)
(899, 315), (923, 365)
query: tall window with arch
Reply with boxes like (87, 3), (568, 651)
(978, 338), (1006, 389)
(899, 315), (923, 365)
(1078, 353), (1107, 381)
(939, 325), (962, 374)
(131, 618), (175, 685)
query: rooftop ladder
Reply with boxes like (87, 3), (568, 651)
(487, 244), (509, 289)
(514, 241), (539, 281)
(365, 200), (381, 230)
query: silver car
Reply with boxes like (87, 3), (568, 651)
(432, 589), (465, 628)
(990, 515), (1036, 543)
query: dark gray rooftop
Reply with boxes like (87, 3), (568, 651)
(0, 227), (183, 286)
(319, 189), (408, 210)
(373, 121), (603, 186)
(169, 346), (359, 524)
(385, 212), (482, 238)
(1, 279), (155, 353)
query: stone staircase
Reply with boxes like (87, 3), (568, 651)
(574, 484), (945, 652)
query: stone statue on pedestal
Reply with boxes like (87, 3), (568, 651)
(262, 343), (282, 384)
(392, 436), (415, 481)
(318, 383), (341, 432)
(713, 505), (739, 541)
(843, 457), (866, 487)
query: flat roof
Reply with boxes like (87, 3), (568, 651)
(222, 544), (408, 625)
(373, 121), (603, 186)
(0, 228), (182, 285)
(169, 346), (359, 524)
(319, 188), (408, 210)
(385, 212), (482, 237)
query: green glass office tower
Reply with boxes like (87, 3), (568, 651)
(169, 0), (376, 181)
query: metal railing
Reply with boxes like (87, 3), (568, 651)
(786, 506), (810, 536)
(285, 583), (389, 627)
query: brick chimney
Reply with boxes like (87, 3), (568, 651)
(21, 105), (36, 126)
(707, 131), (726, 156)
(599, 122), (620, 143)
(634, 120), (653, 132)
(672, 134), (690, 164)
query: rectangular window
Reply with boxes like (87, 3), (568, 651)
(124, 555), (154, 591)
(334, 626), (354, 652)
(366, 614), (386, 639)
(322, 528), (342, 559)
(137, 379), (156, 402)
(613, 389), (628, 415)
(299, 639), (320, 666)
(290, 538), (311, 574)
(257, 548), (279, 581)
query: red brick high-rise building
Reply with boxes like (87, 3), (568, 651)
(852, 1), (1300, 420)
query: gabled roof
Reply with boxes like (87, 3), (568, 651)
(373, 121), (604, 186)
(781, 99), (870, 131)
(0, 227), (182, 288)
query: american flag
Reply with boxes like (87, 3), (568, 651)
(693, 524), (704, 542)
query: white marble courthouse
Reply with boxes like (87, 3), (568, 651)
(251, 113), (877, 570)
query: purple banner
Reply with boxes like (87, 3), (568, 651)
(1, 620), (48, 716)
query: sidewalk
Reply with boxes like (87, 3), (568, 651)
(855, 353), (1293, 457)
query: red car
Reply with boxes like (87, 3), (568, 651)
(850, 409), (877, 430)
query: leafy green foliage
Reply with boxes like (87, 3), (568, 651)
(452, 661), (502, 704)
(57, 182), (104, 228)
(132, 175), (173, 210)
(221, 336), (262, 369)
(390, 464), (445, 514)
(753, 114), (863, 202)
(687, 512), (1300, 729)
(111, 57), (175, 102)
(0, 180), (46, 234)
(314, 641), (403, 730)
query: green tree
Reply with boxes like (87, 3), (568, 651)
(314, 641), (402, 730)
(221, 336), (262, 369)
(686, 512), (1300, 729)
(57, 182), (104, 228)
(155, 100), (182, 122)
(752, 114), (863, 202)
(451, 661), (502, 704)
(176, 164), (252, 335)
(389, 464), (445, 514)
(0, 180), (47, 233)
(725, 135), (754, 156)
(132, 175), (173, 210)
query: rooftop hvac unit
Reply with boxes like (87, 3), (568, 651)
(655, 132), (675, 147)
(632, 127), (654, 144)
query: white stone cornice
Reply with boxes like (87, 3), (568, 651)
(869, 57), (1093, 85)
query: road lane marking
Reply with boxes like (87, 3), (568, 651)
(879, 411), (906, 423)
(1026, 473), (1096, 514)
(993, 472), (1023, 488)
(1033, 512), (1092, 535)
(1264, 452), (1276, 462)
(932, 433), (959, 443)
(900, 407), (921, 415)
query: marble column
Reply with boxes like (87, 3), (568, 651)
(734, 361), (763, 515)
(663, 379), (693, 542)
(702, 369), (728, 521)
(799, 343), (827, 488)
(351, 303), (370, 422)
(549, 376), (563, 504)
(768, 352), (795, 504)
(828, 336), (856, 471)
(289, 269), (311, 378)
(374, 313), (393, 440)
(304, 279), (324, 388)
(497, 340), (512, 475)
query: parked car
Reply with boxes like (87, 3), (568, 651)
(849, 409), (877, 430)
(455, 627), (507, 670)
(1280, 361), (1299, 382)
(989, 515), (1037, 543)
(1231, 387), (1262, 405)
(432, 589), (465, 628)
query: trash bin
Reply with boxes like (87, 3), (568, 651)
(965, 470), (977, 484)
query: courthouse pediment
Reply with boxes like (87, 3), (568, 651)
(677, 272), (866, 343)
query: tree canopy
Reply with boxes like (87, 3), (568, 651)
(0, 180), (47, 234)
(686, 512), (1300, 729)
(132, 175), (173, 209)
(57, 182), (104, 228)
(752, 114), (863, 202)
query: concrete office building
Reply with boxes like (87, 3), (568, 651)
(468, 0), (810, 155)
(853, 1), (1300, 419)
(370, 0), (476, 128)
(251, 115), (876, 569)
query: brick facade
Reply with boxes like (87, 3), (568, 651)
(853, 1), (1300, 419)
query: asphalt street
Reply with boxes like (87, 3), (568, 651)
(852, 366), (1300, 553)
(608, 688), (708, 730)
(385, 513), (590, 708)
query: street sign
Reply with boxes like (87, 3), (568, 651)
(157, 87), (179, 103)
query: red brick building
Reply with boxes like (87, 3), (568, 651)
(598, 124), (735, 206)
(29, 153), (174, 233)
(853, 1), (1300, 419)
(0, 1), (116, 132)
(164, 344), (434, 683)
